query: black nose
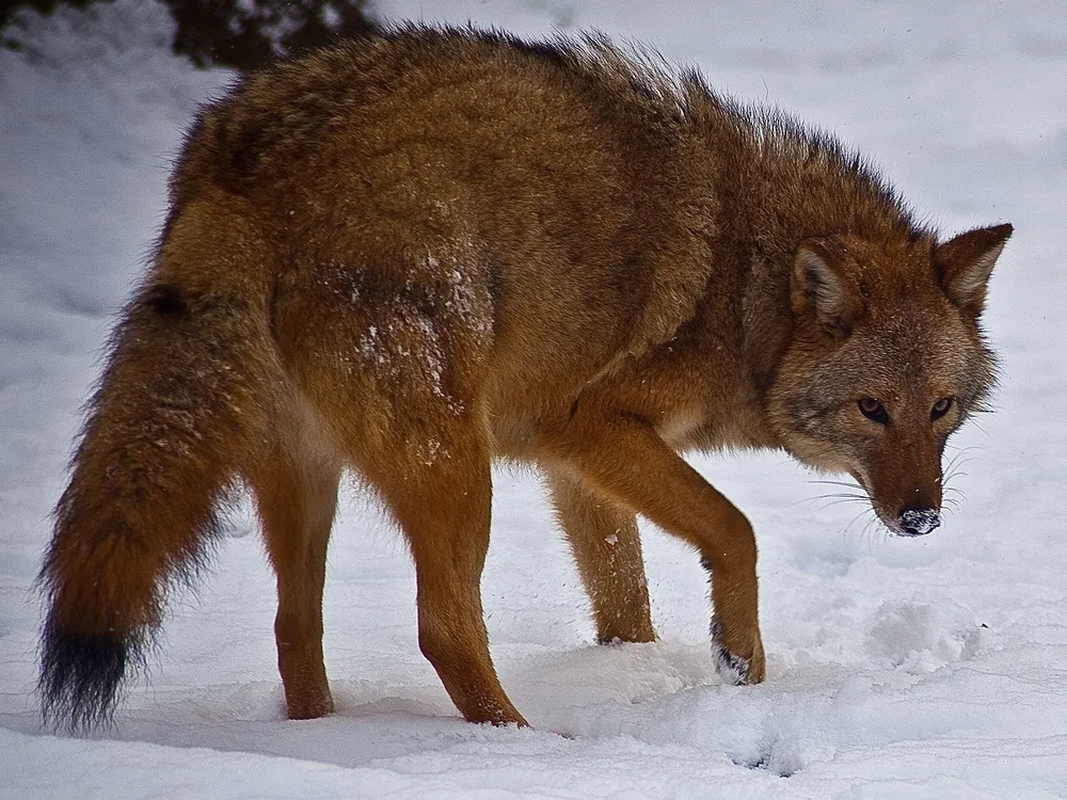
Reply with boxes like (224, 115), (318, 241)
(898, 508), (941, 537)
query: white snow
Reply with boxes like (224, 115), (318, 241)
(2, 0), (1066, 797)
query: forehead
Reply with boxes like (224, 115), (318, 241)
(849, 236), (932, 295)
(836, 301), (974, 401)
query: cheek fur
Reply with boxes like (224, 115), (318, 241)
(777, 403), (874, 475)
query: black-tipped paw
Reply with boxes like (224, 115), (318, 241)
(710, 618), (765, 685)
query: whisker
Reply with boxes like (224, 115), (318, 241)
(805, 479), (863, 489)
(815, 497), (871, 510)
(941, 459), (968, 514)
(840, 506), (881, 551)
(793, 499), (868, 509)
(857, 515), (883, 553)
(843, 508), (873, 534)
(947, 454), (977, 473)
(944, 453), (978, 474)
(790, 494), (868, 511)
(875, 517), (891, 544)
(944, 456), (977, 474)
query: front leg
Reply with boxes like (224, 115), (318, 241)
(544, 410), (765, 685)
(547, 470), (656, 645)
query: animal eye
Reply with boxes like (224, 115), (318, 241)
(858, 397), (889, 424)
(931, 397), (954, 420)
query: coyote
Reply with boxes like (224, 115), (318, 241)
(39, 26), (1011, 730)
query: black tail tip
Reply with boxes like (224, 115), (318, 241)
(38, 620), (139, 733)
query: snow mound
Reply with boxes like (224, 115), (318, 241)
(866, 600), (985, 674)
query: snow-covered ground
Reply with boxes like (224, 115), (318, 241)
(2, 1), (1065, 796)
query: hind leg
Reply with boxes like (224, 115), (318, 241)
(271, 245), (518, 723)
(547, 472), (655, 644)
(248, 407), (341, 720)
(364, 420), (525, 726)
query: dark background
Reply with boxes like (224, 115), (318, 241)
(1, 0), (376, 68)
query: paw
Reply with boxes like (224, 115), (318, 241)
(285, 687), (335, 720)
(710, 618), (765, 685)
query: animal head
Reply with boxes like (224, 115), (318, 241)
(767, 223), (1012, 536)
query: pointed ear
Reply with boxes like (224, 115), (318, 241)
(792, 238), (863, 336)
(934, 223), (1012, 318)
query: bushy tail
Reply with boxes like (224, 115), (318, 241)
(39, 194), (278, 730)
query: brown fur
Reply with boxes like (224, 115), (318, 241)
(39, 26), (1011, 730)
